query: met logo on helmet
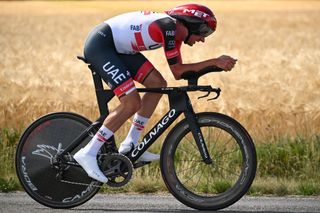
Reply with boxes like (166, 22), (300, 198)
(182, 9), (210, 18)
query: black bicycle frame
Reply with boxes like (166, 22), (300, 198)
(58, 61), (213, 164)
(127, 87), (212, 164)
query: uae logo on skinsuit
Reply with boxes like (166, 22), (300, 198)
(103, 61), (127, 84)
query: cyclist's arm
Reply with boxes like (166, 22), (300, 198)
(150, 18), (236, 80)
(169, 59), (217, 80)
(169, 56), (237, 80)
(150, 18), (184, 74)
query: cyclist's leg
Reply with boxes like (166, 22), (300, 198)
(117, 54), (165, 161)
(88, 59), (141, 132)
(119, 53), (167, 118)
(74, 23), (142, 182)
(103, 91), (141, 132)
(83, 23), (142, 132)
(137, 68), (167, 117)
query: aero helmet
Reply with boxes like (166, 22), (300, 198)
(165, 4), (217, 37)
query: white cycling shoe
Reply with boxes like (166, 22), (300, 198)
(118, 142), (160, 162)
(73, 148), (108, 183)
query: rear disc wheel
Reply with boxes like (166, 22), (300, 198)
(15, 112), (102, 208)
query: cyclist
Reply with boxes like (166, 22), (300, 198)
(74, 3), (237, 183)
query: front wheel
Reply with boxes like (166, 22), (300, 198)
(160, 112), (257, 210)
(15, 112), (102, 208)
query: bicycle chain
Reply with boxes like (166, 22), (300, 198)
(60, 179), (102, 188)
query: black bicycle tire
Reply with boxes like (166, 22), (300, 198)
(15, 112), (102, 208)
(160, 112), (257, 210)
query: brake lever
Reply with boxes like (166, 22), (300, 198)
(207, 88), (221, 101)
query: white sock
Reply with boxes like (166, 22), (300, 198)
(82, 125), (113, 156)
(123, 114), (149, 145)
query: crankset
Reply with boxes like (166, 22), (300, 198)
(53, 153), (133, 188)
(100, 153), (133, 187)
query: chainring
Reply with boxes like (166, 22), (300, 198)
(100, 153), (133, 187)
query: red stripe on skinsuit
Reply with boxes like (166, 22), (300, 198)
(134, 32), (147, 51)
(113, 79), (135, 97)
(133, 61), (154, 83)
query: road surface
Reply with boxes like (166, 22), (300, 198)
(0, 192), (319, 212)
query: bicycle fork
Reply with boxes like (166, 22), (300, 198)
(169, 91), (213, 164)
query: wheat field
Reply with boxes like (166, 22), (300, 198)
(0, 0), (319, 141)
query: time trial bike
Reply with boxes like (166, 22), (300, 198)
(15, 55), (257, 210)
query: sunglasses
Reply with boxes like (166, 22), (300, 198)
(188, 23), (214, 37)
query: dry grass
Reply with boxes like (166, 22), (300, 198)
(0, 0), (320, 142)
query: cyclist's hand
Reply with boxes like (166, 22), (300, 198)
(215, 55), (237, 71)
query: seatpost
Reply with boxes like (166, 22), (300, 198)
(88, 65), (114, 118)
